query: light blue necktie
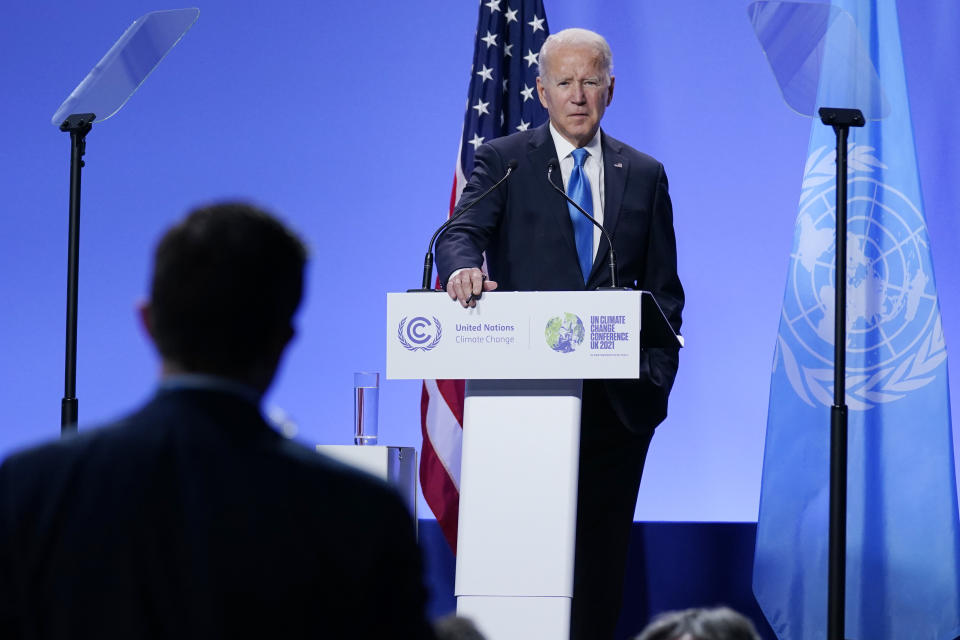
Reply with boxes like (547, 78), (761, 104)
(567, 148), (594, 284)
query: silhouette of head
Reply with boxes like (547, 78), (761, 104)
(145, 202), (308, 389)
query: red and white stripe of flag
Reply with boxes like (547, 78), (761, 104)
(419, 144), (470, 552)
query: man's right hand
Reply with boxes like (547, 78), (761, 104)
(446, 268), (498, 308)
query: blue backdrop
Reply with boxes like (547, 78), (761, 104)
(0, 1), (956, 524)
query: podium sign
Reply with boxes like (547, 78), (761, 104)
(386, 290), (641, 380)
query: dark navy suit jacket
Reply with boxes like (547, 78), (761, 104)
(436, 123), (684, 432)
(0, 388), (434, 639)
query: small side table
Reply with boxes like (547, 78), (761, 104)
(315, 445), (418, 530)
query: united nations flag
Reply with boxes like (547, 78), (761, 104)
(753, 1), (960, 639)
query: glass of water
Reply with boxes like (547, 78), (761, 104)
(353, 372), (379, 445)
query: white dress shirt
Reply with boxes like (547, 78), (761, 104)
(549, 122), (605, 260)
(447, 125), (606, 284)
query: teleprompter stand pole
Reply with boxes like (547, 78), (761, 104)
(59, 113), (95, 435)
(818, 106), (864, 640)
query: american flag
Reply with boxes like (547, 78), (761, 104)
(420, 0), (550, 552)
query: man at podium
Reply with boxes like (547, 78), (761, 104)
(437, 28), (684, 640)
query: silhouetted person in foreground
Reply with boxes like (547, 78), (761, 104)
(0, 203), (435, 639)
(434, 614), (487, 640)
(635, 606), (762, 640)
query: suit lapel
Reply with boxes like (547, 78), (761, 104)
(589, 131), (628, 286)
(527, 124), (580, 266)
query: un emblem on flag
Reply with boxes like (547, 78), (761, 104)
(776, 144), (946, 410)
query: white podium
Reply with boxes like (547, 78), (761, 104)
(386, 290), (679, 640)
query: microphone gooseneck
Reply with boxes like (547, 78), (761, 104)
(546, 158), (620, 288)
(413, 159), (518, 291)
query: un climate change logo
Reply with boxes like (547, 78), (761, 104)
(776, 144), (946, 410)
(398, 316), (442, 351)
(545, 313), (585, 353)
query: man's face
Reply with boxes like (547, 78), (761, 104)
(536, 44), (615, 148)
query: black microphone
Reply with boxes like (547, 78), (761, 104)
(411, 159), (518, 292)
(546, 158), (621, 288)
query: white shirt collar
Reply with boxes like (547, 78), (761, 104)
(548, 122), (603, 163)
(159, 373), (262, 406)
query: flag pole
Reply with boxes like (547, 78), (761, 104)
(819, 106), (864, 640)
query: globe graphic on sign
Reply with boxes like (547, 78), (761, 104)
(545, 313), (585, 353)
(783, 175), (937, 373)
